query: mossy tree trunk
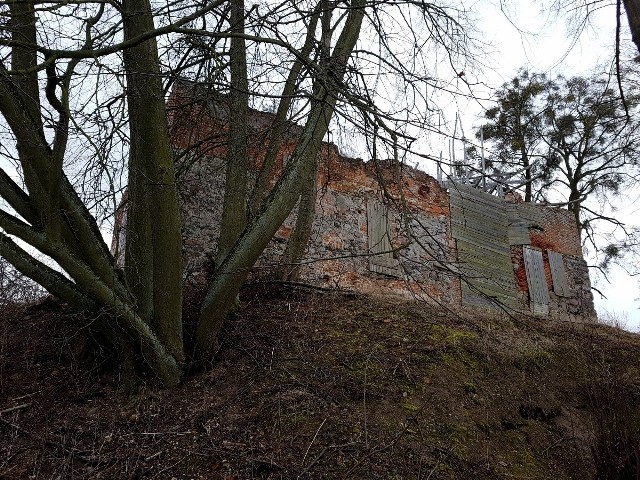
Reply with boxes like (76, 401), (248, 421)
(278, 0), (332, 282)
(0, 0), (183, 388)
(279, 160), (318, 281)
(0, 0), (370, 387)
(216, 0), (249, 265)
(122, 0), (184, 366)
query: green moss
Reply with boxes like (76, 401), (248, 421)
(513, 346), (552, 373)
(435, 463), (456, 478)
(403, 401), (421, 413)
(508, 447), (545, 479)
(428, 325), (477, 346)
(463, 381), (478, 394)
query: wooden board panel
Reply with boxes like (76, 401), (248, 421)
(452, 227), (511, 254)
(451, 220), (509, 252)
(367, 199), (401, 278)
(505, 203), (539, 245)
(508, 225), (531, 245)
(449, 183), (506, 207)
(367, 199), (391, 254)
(370, 260), (403, 277)
(450, 206), (509, 231)
(548, 250), (570, 297)
(515, 203), (545, 226)
(450, 211), (507, 232)
(449, 182), (519, 308)
(465, 277), (520, 297)
(523, 246), (549, 315)
(462, 281), (519, 307)
(456, 243), (515, 273)
(450, 195), (509, 216)
(451, 191), (508, 208)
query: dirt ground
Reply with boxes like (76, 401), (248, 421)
(2, 284), (640, 479)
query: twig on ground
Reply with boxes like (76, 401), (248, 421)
(0, 403), (31, 415)
(0, 416), (113, 466)
(300, 418), (327, 470)
(297, 442), (357, 478)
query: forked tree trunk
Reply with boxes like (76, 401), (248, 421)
(195, 0), (365, 355)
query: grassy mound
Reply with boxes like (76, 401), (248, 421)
(2, 285), (639, 479)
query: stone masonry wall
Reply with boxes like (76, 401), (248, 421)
(176, 147), (460, 305)
(159, 80), (595, 320)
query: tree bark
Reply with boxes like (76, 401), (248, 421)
(122, 0), (184, 364)
(1, 4), (128, 302)
(277, 3), (330, 281)
(249, 6), (321, 214)
(623, 0), (640, 54)
(279, 162), (318, 281)
(520, 144), (532, 202)
(216, 0), (249, 264)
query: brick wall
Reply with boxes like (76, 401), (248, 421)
(529, 206), (582, 257)
(507, 202), (595, 322)
(132, 80), (596, 321)
(176, 147), (460, 304)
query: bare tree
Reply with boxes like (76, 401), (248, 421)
(0, 258), (43, 307)
(0, 0), (478, 388)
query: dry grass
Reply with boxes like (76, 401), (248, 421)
(1, 283), (640, 479)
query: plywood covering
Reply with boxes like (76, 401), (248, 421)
(367, 199), (402, 278)
(548, 250), (570, 297)
(506, 204), (531, 246)
(523, 246), (550, 315)
(449, 183), (519, 307)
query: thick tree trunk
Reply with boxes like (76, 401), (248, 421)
(568, 190), (583, 240)
(122, 0), (184, 364)
(196, 101), (329, 354)
(279, 161), (318, 281)
(3, 2), (127, 303)
(7, 1), (56, 236)
(623, 0), (640, 54)
(520, 145), (532, 202)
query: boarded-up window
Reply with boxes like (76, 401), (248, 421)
(367, 199), (401, 277)
(507, 202), (545, 246)
(523, 246), (550, 315)
(547, 250), (570, 297)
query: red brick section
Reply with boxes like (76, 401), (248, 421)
(512, 205), (583, 298)
(170, 81), (449, 208)
(169, 81), (451, 219)
(512, 247), (529, 294)
(167, 82), (460, 302)
(529, 207), (582, 257)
